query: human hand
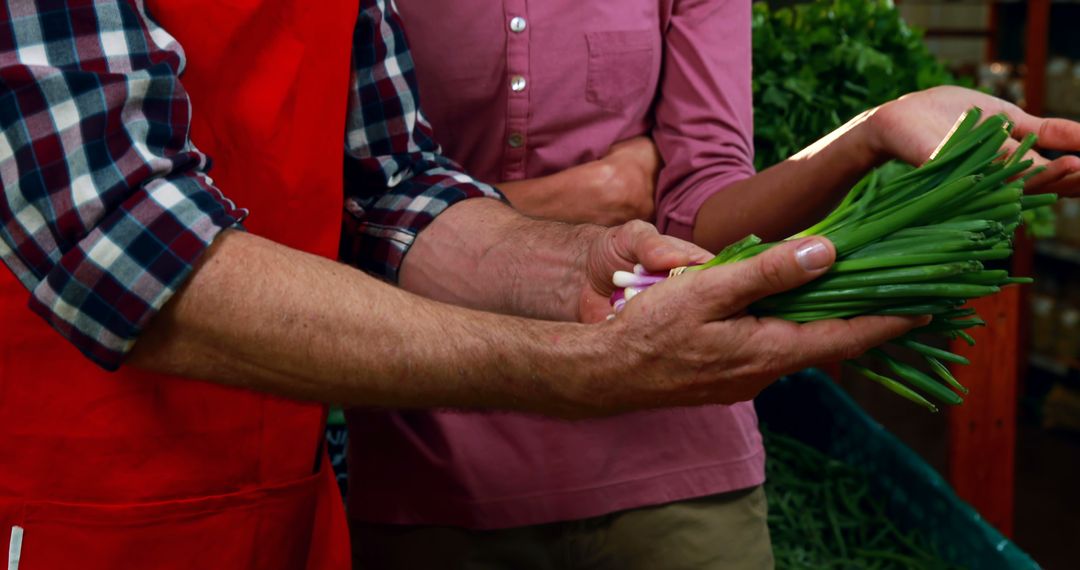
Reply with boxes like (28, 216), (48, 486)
(565, 237), (925, 414)
(563, 136), (661, 225)
(496, 136), (660, 225)
(598, 136), (662, 221)
(575, 220), (710, 323)
(868, 86), (1080, 196)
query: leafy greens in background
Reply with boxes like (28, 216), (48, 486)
(750, 0), (1054, 237)
(751, 0), (960, 169)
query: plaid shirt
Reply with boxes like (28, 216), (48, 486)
(0, 0), (502, 369)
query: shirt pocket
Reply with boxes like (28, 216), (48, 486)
(585, 30), (656, 112)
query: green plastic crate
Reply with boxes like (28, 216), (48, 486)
(756, 370), (1040, 570)
(326, 408), (349, 498)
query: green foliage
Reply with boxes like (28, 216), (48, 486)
(1022, 204), (1057, 239)
(750, 0), (1058, 236)
(751, 0), (963, 170)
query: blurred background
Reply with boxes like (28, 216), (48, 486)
(806, 1), (1080, 568)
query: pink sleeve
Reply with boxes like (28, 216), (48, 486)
(652, 0), (755, 243)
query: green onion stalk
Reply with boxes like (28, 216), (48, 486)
(610, 108), (1055, 412)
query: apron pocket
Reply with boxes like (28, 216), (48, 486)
(1, 470), (323, 570)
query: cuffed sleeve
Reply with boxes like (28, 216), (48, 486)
(0, 2), (244, 368)
(652, 0), (756, 242)
(340, 0), (503, 282)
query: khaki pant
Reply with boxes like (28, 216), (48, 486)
(351, 486), (773, 570)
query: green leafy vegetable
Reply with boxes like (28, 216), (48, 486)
(750, 0), (1055, 236)
(751, 0), (963, 171)
(612, 108), (1057, 411)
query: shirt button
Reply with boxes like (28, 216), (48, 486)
(509, 17), (527, 33)
(510, 75), (527, 92)
(507, 133), (525, 148)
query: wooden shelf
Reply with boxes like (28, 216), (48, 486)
(992, 0), (1080, 5)
(1045, 110), (1080, 124)
(1029, 353), (1074, 377)
(1034, 240), (1080, 265)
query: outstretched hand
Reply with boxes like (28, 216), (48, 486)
(868, 86), (1080, 196)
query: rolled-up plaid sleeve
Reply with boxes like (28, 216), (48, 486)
(341, 0), (504, 282)
(0, 2), (245, 369)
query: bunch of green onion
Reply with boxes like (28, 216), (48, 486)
(611, 108), (1057, 411)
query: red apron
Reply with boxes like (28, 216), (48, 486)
(0, 0), (357, 567)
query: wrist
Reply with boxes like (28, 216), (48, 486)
(859, 105), (892, 167)
(498, 171), (575, 219)
(789, 108), (883, 177)
(555, 221), (608, 321)
(483, 214), (606, 322)
(497, 179), (543, 212)
(542, 319), (633, 417)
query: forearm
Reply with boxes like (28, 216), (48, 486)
(129, 212), (922, 417)
(498, 173), (574, 219)
(399, 198), (598, 321)
(129, 229), (605, 414)
(692, 112), (882, 251)
(497, 164), (624, 225)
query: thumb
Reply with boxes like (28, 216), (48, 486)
(637, 235), (713, 271)
(615, 220), (712, 271)
(698, 237), (835, 318)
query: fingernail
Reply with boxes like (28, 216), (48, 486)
(795, 239), (831, 271)
(652, 246), (673, 258)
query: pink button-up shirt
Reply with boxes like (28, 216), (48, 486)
(347, 0), (763, 529)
